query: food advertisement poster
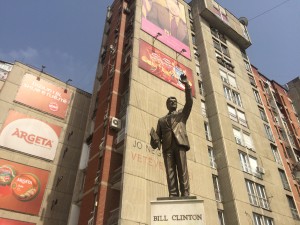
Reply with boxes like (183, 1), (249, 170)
(141, 0), (190, 59)
(0, 110), (62, 161)
(0, 218), (35, 225)
(139, 39), (195, 96)
(0, 159), (50, 215)
(15, 73), (72, 119)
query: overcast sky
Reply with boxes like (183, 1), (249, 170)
(1, 0), (299, 92)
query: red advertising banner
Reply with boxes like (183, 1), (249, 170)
(0, 159), (50, 215)
(0, 110), (62, 161)
(15, 73), (72, 119)
(139, 39), (195, 96)
(141, 0), (190, 59)
(0, 218), (35, 225)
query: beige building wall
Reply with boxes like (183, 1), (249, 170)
(114, 0), (300, 225)
(0, 62), (91, 225)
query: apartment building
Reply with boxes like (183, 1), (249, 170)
(72, 1), (300, 225)
(0, 61), (91, 225)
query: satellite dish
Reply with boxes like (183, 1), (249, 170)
(239, 17), (249, 26)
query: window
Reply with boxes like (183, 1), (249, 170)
(258, 108), (268, 122)
(227, 106), (248, 127)
(192, 34), (196, 45)
(220, 69), (237, 88)
(243, 132), (254, 150)
(279, 128), (288, 141)
(237, 110), (247, 127)
(204, 122), (212, 141)
(198, 80), (204, 95)
(224, 86), (232, 101)
(213, 175), (222, 201)
(264, 216), (274, 225)
(253, 90), (262, 104)
(196, 65), (201, 76)
(279, 169), (290, 190)
(241, 49), (247, 59)
(208, 147), (217, 169)
(249, 75), (257, 87)
(244, 60), (251, 72)
(253, 213), (274, 225)
(232, 91), (242, 107)
(233, 128), (243, 146)
(245, 179), (258, 206)
(271, 145), (282, 165)
(224, 87), (242, 106)
(227, 105), (237, 121)
(239, 152), (261, 177)
(264, 124), (274, 142)
(256, 183), (270, 209)
(287, 195), (299, 219)
(233, 128), (254, 149)
(239, 152), (252, 173)
(218, 210), (225, 225)
(201, 101), (207, 117)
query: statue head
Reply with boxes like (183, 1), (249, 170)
(166, 97), (177, 112)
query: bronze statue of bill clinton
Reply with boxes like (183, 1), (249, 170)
(151, 74), (193, 197)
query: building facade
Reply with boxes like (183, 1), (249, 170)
(287, 77), (300, 116)
(0, 61), (91, 225)
(73, 0), (300, 225)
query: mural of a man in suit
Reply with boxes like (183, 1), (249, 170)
(151, 74), (193, 197)
(144, 0), (189, 46)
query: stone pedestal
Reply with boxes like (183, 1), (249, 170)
(150, 197), (205, 225)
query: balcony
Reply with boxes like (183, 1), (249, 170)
(195, 0), (251, 49)
(111, 167), (122, 190)
(107, 208), (120, 225)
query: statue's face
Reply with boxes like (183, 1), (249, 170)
(167, 97), (177, 111)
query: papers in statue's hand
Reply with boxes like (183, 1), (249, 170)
(150, 127), (161, 150)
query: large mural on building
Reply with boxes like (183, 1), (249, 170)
(141, 0), (190, 59)
(139, 39), (194, 96)
(0, 110), (62, 161)
(15, 73), (72, 119)
(0, 159), (50, 215)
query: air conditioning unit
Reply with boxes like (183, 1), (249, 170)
(110, 117), (122, 131)
(256, 166), (265, 174)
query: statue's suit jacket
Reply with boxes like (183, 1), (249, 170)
(156, 86), (193, 152)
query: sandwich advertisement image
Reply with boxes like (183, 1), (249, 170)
(0, 159), (50, 215)
(139, 39), (195, 96)
(0, 110), (62, 161)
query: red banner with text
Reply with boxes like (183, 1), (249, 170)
(15, 73), (72, 119)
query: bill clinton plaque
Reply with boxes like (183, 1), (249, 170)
(151, 198), (205, 225)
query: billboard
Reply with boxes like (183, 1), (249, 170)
(0, 218), (35, 225)
(141, 0), (190, 59)
(0, 159), (50, 215)
(0, 110), (62, 160)
(139, 39), (195, 96)
(15, 73), (72, 119)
